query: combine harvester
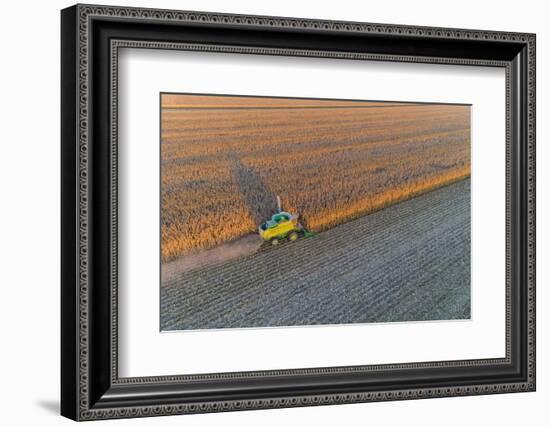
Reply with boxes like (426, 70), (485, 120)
(258, 196), (316, 246)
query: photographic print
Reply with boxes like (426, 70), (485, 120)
(160, 93), (471, 331)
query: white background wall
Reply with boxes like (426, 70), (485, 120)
(0, 0), (547, 424)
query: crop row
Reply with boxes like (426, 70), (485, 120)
(161, 95), (471, 262)
(160, 179), (471, 330)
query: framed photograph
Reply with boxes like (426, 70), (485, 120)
(61, 4), (536, 421)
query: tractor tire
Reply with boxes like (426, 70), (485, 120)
(270, 238), (279, 246)
(288, 231), (299, 242)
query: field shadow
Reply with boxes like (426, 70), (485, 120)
(230, 155), (278, 226)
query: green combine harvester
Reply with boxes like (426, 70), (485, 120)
(258, 196), (316, 245)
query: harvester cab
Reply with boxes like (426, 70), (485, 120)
(258, 196), (313, 245)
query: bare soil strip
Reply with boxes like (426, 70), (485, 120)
(161, 179), (471, 331)
(161, 234), (262, 282)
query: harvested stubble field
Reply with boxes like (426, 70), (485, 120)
(161, 94), (470, 263)
(161, 179), (471, 330)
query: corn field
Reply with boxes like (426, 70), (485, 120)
(161, 94), (470, 263)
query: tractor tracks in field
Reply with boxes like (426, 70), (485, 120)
(161, 178), (471, 330)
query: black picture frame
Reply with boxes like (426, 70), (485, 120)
(61, 4), (536, 421)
